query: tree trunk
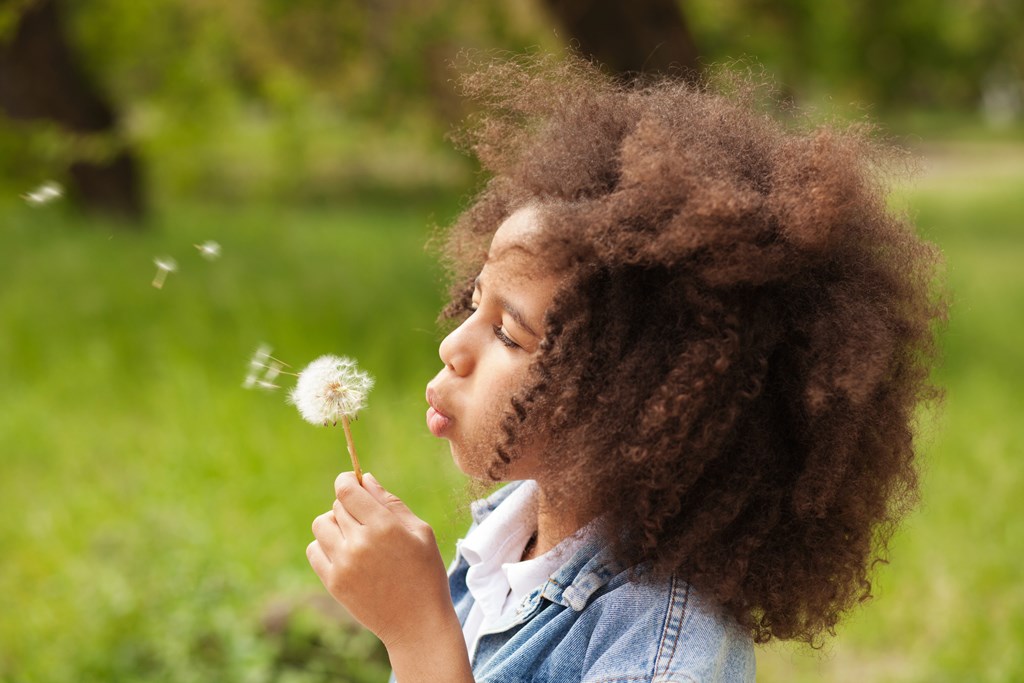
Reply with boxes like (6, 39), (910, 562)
(540, 0), (701, 83)
(0, 0), (145, 221)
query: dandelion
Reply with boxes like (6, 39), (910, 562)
(22, 181), (63, 206)
(243, 344), (290, 390)
(289, 355), (374, 483)
(194, 240), (222, 261)
(152, 256), (178, 289)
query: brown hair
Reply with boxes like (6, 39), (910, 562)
(439, 54), (946, 645)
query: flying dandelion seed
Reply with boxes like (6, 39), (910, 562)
(251, 362), (284, 391)
(243, 344), (291, 390)
(194, 240), (222, 261)
(289, 355), (374, 483)
(152, 256), (178, 289)
(22, 181), (63, 206)
(263, 361), (282, 383)
(244, 344), (272, 389)
(244, 344), (273, 387)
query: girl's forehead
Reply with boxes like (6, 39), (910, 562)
(488, 204), (544, 257)
(481, 205), (563, 292)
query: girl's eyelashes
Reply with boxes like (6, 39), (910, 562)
(469, 297), (521, 349)
(492, 325), (521, 349)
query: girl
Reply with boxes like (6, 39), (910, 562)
(306, 55), (945, 682)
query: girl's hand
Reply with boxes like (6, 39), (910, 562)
(306, 472), (461, 654)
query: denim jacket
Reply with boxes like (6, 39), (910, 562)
(391, 482), (755, 682)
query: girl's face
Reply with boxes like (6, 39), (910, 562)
(425, 206), (560, 480)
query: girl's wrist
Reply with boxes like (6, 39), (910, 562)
(384, 608), (473, 683)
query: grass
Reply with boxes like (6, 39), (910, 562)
(0, 197), (468, 682)
(1, 140), (1022, 682)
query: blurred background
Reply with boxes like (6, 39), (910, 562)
(1, 1), (1021, 681)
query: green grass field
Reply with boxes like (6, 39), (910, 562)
(1, 141), (1022, 682)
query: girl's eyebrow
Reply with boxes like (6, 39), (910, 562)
(474, 276), (540, 339)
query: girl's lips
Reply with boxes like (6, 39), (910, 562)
(425, 386), (452, 438)
(426, 406), (451, 438)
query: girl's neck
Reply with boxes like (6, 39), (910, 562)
(523, 484), (582, 561)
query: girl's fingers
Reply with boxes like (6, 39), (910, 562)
(312, 510), (344, 557)
(363, 473), (426, 532)
(306, 539), (330, 576)
(333, 498), (361, 534)
(334, 471), (384, 524)
(362, 472), (392, 505)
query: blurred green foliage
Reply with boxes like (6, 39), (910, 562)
(2, 0), (1022, 204)
(0, 0), (558, 203)
(688, 0), (1023, 110)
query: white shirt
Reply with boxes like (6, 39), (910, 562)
(455, 480), (587, 660)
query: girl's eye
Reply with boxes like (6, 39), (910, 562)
(492, 325), (520, 349)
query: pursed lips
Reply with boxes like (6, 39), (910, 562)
(425, 385), (453, 437)
(425, 386), (452, 417)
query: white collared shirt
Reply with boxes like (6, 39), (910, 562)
(455, 480), (586, 660)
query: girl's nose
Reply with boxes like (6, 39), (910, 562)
(439, 319), (474, 376)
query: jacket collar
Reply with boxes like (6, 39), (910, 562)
(469, 480), (526, 525)
(468, 481), (620, 612)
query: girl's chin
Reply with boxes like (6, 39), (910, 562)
(448, 445), (493, 480)
(451, 449), (536, 483)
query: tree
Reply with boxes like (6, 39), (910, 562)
(539, 0), (701, 82)
(0, 0), (145, 221)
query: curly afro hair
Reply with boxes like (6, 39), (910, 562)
(438, 54), (946, 646)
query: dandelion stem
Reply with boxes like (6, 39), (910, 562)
(341, 415), (363, 485)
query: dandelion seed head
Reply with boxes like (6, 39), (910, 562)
(289, 355), (374, 426)
(195, 240), (222, 261)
